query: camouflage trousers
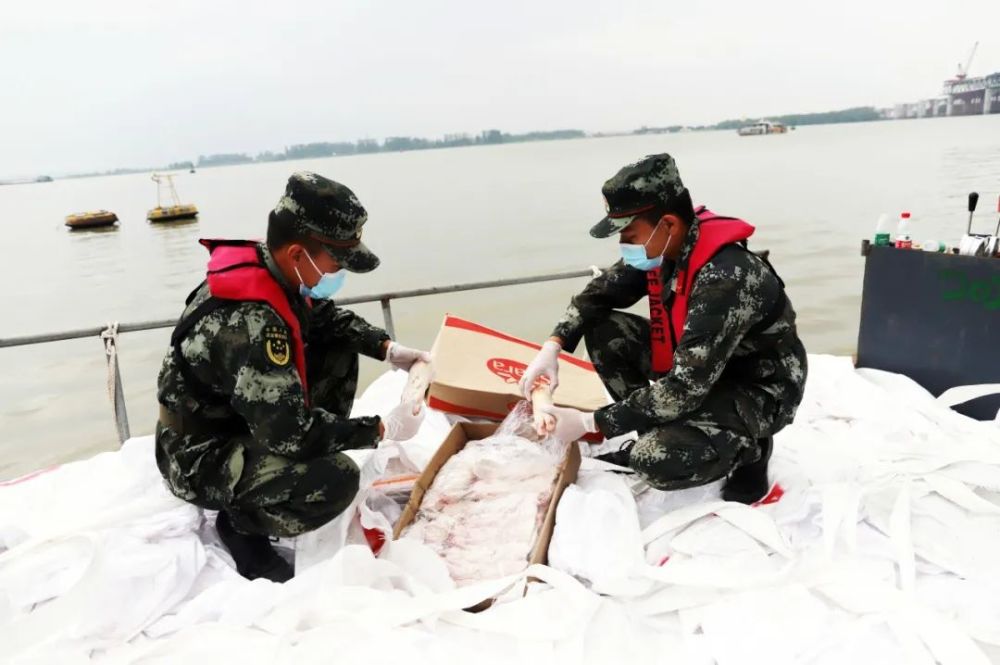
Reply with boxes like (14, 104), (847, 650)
(585, 312), (770, 491)
(219, 346), (361, 539)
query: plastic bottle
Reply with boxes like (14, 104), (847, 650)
(874, 213), (892, 246)
(894, 212), (913, 249)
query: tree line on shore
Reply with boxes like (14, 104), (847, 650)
(46, 106), (884, 181)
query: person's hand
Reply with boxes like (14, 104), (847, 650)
(519, 340), (561, 399)
(385, 342), (432, 372)
(382, 400), (425, 441)
(537, 404), (597, 442)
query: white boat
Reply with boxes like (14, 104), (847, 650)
(737, 120), (788, 136)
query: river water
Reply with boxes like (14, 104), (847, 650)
(2, 114), (1000, 479)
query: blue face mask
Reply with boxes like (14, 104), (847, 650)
(620, 221), (667, 271)
(296, 252), (346, 300)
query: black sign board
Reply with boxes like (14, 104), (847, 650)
(857, 246), (1000, 421)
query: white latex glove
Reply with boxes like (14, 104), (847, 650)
(519, 340), (561, 399)
(537, 404), (597, 443)
(385, 341), (432, 372)
(382, 400), (425, 441)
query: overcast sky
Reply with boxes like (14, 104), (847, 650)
(3, 0), (998, 177)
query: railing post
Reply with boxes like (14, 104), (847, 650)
(380, 298), (396, 340)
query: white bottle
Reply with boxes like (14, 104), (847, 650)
(874, 213), (891, 246)
(895, 212), (912, 249)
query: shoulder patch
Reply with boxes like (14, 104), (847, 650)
(263, 325), (291, 367)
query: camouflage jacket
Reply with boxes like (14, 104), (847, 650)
(552, 217), (808, 437)
(156, 244), (389, 467)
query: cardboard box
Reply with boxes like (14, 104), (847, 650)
(393, 422), (581, 610)
(426, 314), (609, 420)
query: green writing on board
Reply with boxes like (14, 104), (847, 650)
(939, 270), (1000, 311)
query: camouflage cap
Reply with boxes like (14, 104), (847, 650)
(590, 153), (688, 239)
(271, 171), (379, 272)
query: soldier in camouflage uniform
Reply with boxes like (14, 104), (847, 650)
(523, 154), (807, 503)
(156, 172), (430, 581)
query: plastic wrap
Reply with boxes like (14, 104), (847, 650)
(401, 403), (566, 585)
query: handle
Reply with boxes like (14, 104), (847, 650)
(967, 192), (979, 235)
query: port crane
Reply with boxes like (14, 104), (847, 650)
(955, 42), (978, 80)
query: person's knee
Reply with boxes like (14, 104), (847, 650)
(287, 452), (360, 529)
(228, 452), (360, 538)
(308, 350), (361, 416)
(629, 424), (731, 491)
(583, 313), (619, 351)
(584, 312), (643, 358)
(297, 452), (360, 510)
(584, 312), (652, 395)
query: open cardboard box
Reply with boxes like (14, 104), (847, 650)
(393, 422), (581, 611)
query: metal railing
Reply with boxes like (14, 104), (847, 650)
(0, 269), (595, 443)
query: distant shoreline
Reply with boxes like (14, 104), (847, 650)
(0, 106), (894, 184)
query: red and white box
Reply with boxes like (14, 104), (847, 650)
(426, 314), (609, 419)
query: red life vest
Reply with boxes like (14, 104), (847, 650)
(199, 239), (310, 401)
(647, 209), (755, 373)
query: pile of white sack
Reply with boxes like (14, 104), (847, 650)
(1, 354), (1000, 664)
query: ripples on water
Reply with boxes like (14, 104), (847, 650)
(2, 115), (999, 476)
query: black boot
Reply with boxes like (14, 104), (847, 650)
(594, 440), (636, 470)
(215, 511), (294, 583)
(723, 437), (773, 505)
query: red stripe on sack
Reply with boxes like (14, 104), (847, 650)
(363, 527), (386, 556)
(753, 483), (785, 507)
(443, 315), (596, 371)
(0, 465), (61, 487)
